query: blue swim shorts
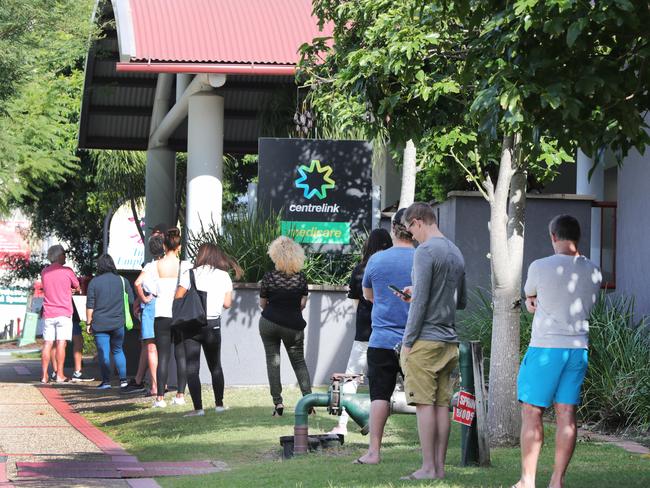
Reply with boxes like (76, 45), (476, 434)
(140, 298), (156, 340)
(517, 347), (588, 408)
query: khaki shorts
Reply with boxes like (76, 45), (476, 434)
(401, 340), (459, 407)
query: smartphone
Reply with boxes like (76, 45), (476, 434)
(388, 284), (411, 299)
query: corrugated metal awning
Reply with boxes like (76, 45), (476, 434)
(112, 0), (331, 74)
(79, 2), (302, 153)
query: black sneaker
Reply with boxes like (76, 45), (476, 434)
(71, 371), (95, 382)
(121, 379), (146, 394)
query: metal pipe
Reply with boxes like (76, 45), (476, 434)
(459, 342), (479, 466)
(293, 393), (330, 455)
(390, 390), (417, 415)
(340, 393), (371, 435)
(149, 74), (214, 148)
(293, 389), (412, 455)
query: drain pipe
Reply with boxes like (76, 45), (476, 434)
(293, 389), (411, 455)
(294, 393), (329, 455)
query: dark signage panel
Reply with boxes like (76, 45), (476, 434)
(258, 138), (373, 250)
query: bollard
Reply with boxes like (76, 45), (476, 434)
(459, 342), (480, 466)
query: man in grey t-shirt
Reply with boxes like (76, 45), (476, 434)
(396, 202), (466, 481)
(514, 215), (601, 488)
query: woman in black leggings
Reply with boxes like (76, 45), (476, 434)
(175, 243), (242, 416)
(144, 228), (192, 408)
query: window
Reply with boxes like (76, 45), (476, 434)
(593, 201), (616, 289)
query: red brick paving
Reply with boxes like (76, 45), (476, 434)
(19, 385), (226, 481)
(38, 385), (128, 456)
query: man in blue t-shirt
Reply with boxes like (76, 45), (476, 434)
(353, 208), (415, 465)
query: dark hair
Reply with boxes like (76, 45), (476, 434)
(392, 208), (413, 241)
(148, 235), (164, 258)
(361, 228), (392, 265)
(164, 227), (182, 252)
(404, 202), (437, 225)
(195, 243), (244, 280)
(96, 254), (117, 275)
(549, 214), (581, 243)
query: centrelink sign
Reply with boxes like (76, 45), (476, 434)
(258, 138), (373, 249)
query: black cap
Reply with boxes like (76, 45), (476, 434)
(150, 222), (169, 235)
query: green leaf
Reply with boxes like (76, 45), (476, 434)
(566, 19), (586, 47)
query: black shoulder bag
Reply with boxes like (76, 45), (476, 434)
(171, 269), (207, 329)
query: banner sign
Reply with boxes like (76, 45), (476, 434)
(107, 202), (145, 270)
(453, 390), (477, 426)
(258, 138), (373, 250)
(0, 288), (27, 305)
(0, 217), (30, 264)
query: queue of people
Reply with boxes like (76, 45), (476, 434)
(37, 204), (600, 487)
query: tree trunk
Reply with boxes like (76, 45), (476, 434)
(398, 139), (417, 208)
(485, 134), (526, 447)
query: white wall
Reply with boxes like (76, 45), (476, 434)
(616, 150), (650, 320)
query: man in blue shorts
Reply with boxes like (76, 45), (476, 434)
(353, 209), (415, 465)
(514, 215), (602, 488)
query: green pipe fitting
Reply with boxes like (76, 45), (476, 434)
(294, 393), (330, 455)
(340, 393), (371, 434)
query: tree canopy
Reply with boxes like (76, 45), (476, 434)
(301, 0), (650, 446)
(0, 0), (96, 214)
(301, 0), (650, 185)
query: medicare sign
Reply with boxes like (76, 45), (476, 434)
(258, 138), (373, 249)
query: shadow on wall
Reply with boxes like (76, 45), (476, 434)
(199, 286), (356, 387)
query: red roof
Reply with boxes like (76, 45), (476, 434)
(115, 0), (330, 71)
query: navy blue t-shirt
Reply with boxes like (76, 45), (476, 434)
(362, 246), (414, 349)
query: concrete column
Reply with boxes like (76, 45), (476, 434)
(145, 74), (175, 260)
(576, 149), (604, 263)
(186, 92), (224, 234)
(145, 148), (176, 226)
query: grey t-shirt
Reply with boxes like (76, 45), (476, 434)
(524, 254), (602, 349)
(403, 237), (466, 347)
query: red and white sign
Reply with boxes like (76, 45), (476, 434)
(453, 390), (476, 426)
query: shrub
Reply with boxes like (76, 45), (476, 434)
(186, 211), (362, 285)
(581, 295), (650, 430)
(457, 288), (533, 368)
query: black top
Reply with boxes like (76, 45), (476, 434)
(260, 270), (308, 330)
(86, 273), (134, 332)
(348, 263), (372, 342)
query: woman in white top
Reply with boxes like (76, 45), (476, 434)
(144, 227), (192, 408)
(175, 242), (243, 417)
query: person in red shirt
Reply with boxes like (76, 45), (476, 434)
(40, 245), (80, 383)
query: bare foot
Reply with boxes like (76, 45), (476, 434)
(399, 468), (438, 480)
(353, 452), (380, 465)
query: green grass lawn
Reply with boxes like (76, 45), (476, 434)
(83, 386), (649, 487)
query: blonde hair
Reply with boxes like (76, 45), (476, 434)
(268, 236), (305, 274)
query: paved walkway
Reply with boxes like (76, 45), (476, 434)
(0, 356), (226, 487)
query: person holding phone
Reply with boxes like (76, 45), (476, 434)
(328, 228), (392, 436)
(353, 209), (415, 465)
